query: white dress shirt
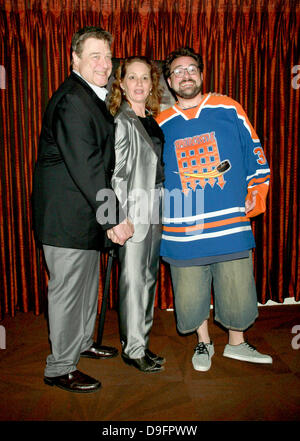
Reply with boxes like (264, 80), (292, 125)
(73, 70), (108, 101)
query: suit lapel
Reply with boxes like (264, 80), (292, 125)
(70, 72), (114, 124)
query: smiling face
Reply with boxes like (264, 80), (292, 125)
(167, 55), (202, 100)
(72, 37), (112, 87)
(120, 61), (152, 109)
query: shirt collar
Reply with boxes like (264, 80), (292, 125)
(73, 70), (108, 101)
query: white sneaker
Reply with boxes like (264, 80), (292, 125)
(192, 342), (214, 372)
(223, 342), (273, 364)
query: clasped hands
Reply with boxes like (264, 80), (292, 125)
(106, 218), (134, 246)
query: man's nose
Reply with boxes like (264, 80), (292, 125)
(182, 68), (191, 78)
(97, 56), (110, 68)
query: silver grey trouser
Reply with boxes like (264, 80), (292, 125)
(43, 245), (100, 377)
(118, 194), (162, 359)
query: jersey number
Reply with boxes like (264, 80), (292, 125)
(253, 147), (267, 165)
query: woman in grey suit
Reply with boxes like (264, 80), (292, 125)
(109, 57), (165, 373)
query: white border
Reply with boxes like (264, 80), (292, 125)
(166, 297), (299, 312)
(257, 297), (300, 306)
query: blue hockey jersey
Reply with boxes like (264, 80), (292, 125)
(156, 94), (270, 260)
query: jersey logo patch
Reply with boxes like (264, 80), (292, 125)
(173, 131), (231, 193)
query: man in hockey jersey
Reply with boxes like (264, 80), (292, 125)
(157, 47), (272, 372)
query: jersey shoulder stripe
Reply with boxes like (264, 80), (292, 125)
(156, 107), (178, 126)
(203, 95), (259, 141)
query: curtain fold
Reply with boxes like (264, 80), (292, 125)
(0, 0), (299, 319)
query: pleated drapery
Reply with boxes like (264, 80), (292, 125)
(0, 0), (299, 319)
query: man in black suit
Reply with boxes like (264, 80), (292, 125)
(32, 27), (133, 393)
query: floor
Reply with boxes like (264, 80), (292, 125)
(0, 304), (299, 430)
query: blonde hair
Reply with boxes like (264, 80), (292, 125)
(109, 56), (162, 117)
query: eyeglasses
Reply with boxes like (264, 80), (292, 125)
(170, 64), (199, 78)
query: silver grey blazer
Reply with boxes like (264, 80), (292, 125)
(111, 102), (159, 243)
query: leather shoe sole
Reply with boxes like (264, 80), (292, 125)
(145, 349), (166, 365)
(80, 345), (118, 359)
(122, 354), (164, 373)
(44, 370), (101, 393)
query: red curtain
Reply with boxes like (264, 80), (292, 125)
(0, 0), (299, 319)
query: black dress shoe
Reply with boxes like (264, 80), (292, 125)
(145, 349), (166, 365)
(80, 344), (118, 359)
(44, 370), (101, 393)
(121, 354), (164, 373)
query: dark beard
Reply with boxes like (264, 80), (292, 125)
(176, 81), (202, 99)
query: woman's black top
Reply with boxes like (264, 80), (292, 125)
(138, 115), (165, 185)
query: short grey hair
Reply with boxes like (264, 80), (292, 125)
(71, 26), (113, 58)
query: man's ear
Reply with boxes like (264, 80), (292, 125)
(167, 77), (172, 88)
(72, 51), (80, 69)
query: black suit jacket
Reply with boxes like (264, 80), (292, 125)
(32, 72), (124, 250)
